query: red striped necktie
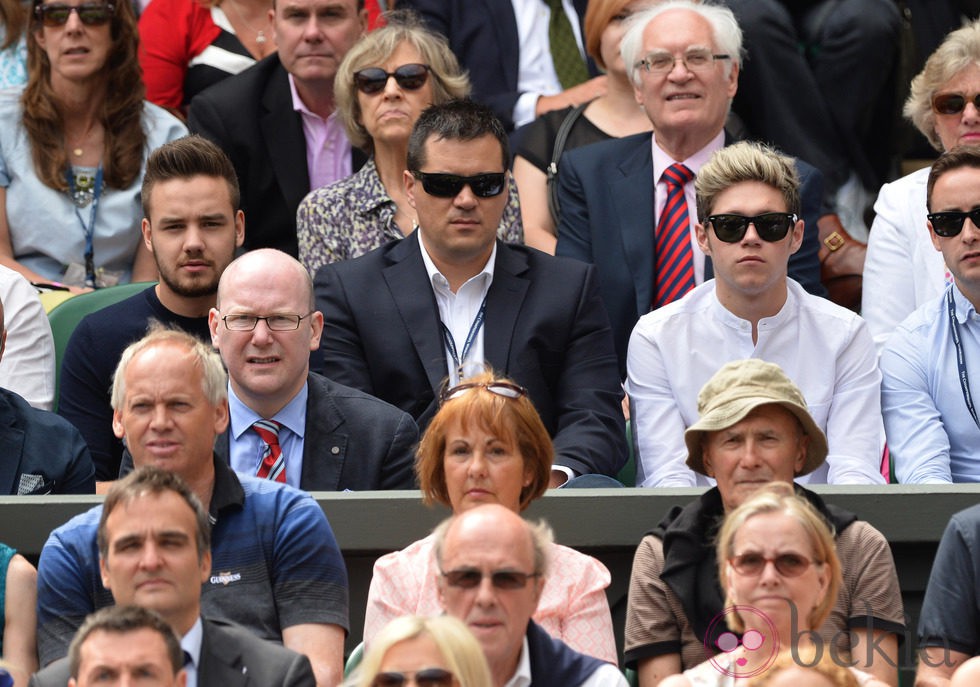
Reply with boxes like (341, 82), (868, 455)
(252, 419), (286, 483)
(654, 163), (696, 308)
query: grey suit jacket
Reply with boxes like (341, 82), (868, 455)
(30, 617), (315, 687)
(216, 372), (418, 490)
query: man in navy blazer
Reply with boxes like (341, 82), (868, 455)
(210, 249), (418, 492)
(30, 468), (315, 687)
(0, 297), (94, 495)
(188, 0), (368, 256)
(402, 0), (606, 131)
(316, 100), (626, 483)
(556, 1), (825, 373)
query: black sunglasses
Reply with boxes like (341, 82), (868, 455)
(729, 552), (815, 578)
(411, 171), (506, 199)
(441, 568), (540, 590)
(706, 213), (797, 243)
(34, 2), (114, 26)
(932, 92), (980, 116)
(928, 209), (980, 237)
(354, 63), (431, 95)
(371, 668), (455, 687)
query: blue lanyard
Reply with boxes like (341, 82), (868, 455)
(441, 296), (488, 372)
(66, 164), (103, 288)
(948, 288), (980, 431)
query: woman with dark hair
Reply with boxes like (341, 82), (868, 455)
(0, 0), (185, 291)
(0, 0), (27, 88)
(362, 370), (616, 663)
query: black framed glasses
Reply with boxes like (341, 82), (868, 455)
(928, 209), (980, 237)
(706, 213), (798, 243)
(411, 171), (506, 199)
(441, 568), (540, 590)
(932, 92), (980, 116)
(354, 63), (431, 94)
(371, 668), (455, 687)
(729, 552), (815, 578)
(439, 381), (528, 404)
(221, 313), (313, 331)
(636, 48), (730, 74)
(34, 2), (114, 26)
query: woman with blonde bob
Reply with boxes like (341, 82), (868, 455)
(347, 615), (492, 687)
(661, 484), (885, 687)
(297, 11), (522, 273)
(363, 370), (616, 662)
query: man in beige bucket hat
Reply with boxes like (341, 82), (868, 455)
(625, 358), (904, 687)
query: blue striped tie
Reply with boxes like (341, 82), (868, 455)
(654, 163), (696, 308)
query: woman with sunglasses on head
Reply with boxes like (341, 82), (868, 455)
(864, 19), (980, 351)
(296, 10), (522, 275)
(511, 0), (656, 254)
(347, 615), (491, 687)
(362, 369), (616, 663)
(660, 484), (887, 687)
(0, 0), (185, 292)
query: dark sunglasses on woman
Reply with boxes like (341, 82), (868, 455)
(706, 213), (798, 243)
(354, 63), (431, 95)
(932, 92), (980, 116)
(34, 2), (114, 26)
(371, 668), (455, 687)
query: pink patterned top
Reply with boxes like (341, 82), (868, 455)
(363, 534), (617, 663)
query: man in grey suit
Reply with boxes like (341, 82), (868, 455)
(31, 467), (315, 687)
(209, 249), (418, 491)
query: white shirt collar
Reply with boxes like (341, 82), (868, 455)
(502, 637), (532, 687)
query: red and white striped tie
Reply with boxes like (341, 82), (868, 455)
(252, 419), (286, 483)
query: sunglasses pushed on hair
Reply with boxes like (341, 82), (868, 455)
(353, 63), (431, 94)
(706, 213), (797, 243)
(932, 92), (980, 116)
(35, 2), (114, 26)
(439, 381), (528, 405)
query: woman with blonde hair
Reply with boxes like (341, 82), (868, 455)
(660, 484), (886, 687)
(297, 11), (522, 273)
(347, 615), (492, 687)
(0, 0), (185, 290)
(362, 369), (616, 663)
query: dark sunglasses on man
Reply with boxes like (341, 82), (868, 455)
(928, 208), (980, 238)
(706, 212), (798, 243)
(34, 1), (114, 26)
(412, 171), (506, 199)
(354, 63), (432, 95)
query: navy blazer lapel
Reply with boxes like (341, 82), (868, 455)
(485, 0), (519, 92)
(483, 244), (530, 372)
(382, 235), (448, 396)
(260, 62), (310, 213)
(300, 374), (346, 491)
(612, 138), (656, 318)
(0, 396), (23, 494)
(198, 621), (248, 686)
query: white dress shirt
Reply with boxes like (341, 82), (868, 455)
(180, 617), (204, 687)
(0, 266), (54, 409)
(626, 279), (885, 487)
(502, 637), (629, 687)
(511, 0), (587, 128)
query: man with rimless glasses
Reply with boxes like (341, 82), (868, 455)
(625, 358), (903, 687)
(434, 505), (627, 686)
(316, 99), (626, 486)
(881, 146), (980, 484)
(207, 248), (418, 491)
(626, 140), (883, 489)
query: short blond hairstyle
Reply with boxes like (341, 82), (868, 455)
(716, 483), (841, 634)
(349, 615), (492, 687)
(110, 324), (227, 410)
(415, 370), (552, 512)
(695, 140), (801, 222)
(905, 20), (980, 152)
(334, 10), (470, 151)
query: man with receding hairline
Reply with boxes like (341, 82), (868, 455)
(209, 248), (417, 490)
